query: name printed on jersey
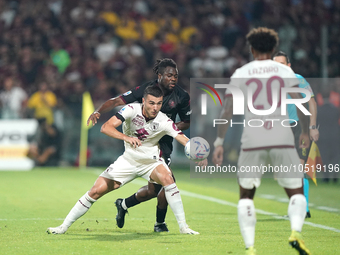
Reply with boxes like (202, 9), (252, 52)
(248, 66), (279, 75)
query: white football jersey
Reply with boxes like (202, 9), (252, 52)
(117, 103), (183, 163)
(226, 60), (299, 150)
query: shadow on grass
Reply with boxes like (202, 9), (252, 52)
(59, 229), (182, 242)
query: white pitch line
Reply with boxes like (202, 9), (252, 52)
(0, 218), (115, 221)
(130, 179), (340, 233)
(1, 175), (340, 233)
(71, 170), (340, 233)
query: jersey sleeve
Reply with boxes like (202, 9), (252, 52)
(296, 74), (314, 97)
(284, 68), (300, 88)
(119, 84), (146, 104)
(163, 119), (184, 138)
(225, 69), (239, 97)
(115, 104), (136, 122)
(177, 92), (191, 122)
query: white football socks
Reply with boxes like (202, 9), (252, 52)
(62, 191), (97, 229)
(121, 199), (128, 210)
(238, 199), (256, 249)
(288, 194), (306, 232)
(164, 183), (187, 229)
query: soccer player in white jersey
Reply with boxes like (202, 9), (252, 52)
(212, 27), (311, 255)
(47, 85), (200, 235)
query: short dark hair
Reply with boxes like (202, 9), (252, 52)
(272, 51), (290, 64)
(143, 85), (164, 98)
(246, 27), (279, 53)
(153, 58), (177, 75)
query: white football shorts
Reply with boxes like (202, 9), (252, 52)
(237, 148), (303, 189)
(100, 155), (170, 186)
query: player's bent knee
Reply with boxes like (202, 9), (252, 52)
(160, 175), (174, 186)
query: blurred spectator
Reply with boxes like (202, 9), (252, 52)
(18, 46), (42, 87)
(95, 33), (118, 63)
(115, 12), (140, 40)
(0, 76), (27, 118)
(0, 2), (16, 28)
(50, 38), (71, 73)
(118, 39), (145, 60)
(27, 117), (61, 166)
(317, 95), (340, 183)
(0, 0), (339, 166)
(48, 0), (63, 16)
(63, 80), (84, 119)
(205, 36), (229, 76)
(27, 81), (57, 124)
(70, 1), (95, 21)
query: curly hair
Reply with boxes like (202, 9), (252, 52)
(246, 27), (279, 53)
(152, 58), (177, 75)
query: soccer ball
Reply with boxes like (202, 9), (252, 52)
(184, 137), (210, 161)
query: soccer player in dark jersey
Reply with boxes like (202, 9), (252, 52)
(87, 58), (191, 232)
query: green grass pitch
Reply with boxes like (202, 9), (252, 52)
(0, 167), (339, 255)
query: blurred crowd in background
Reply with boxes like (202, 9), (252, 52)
(0, 0), (340, 172)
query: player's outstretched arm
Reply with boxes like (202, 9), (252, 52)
(174, 133), (189, 146)
(101, 115), (141, 148)
(308, 97), (319, 141)
(87, 97), (125, 127)
(212, 97), (233, 166)
(289, 92), (310, 149)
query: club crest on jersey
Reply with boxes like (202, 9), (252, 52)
(151, 122), (159, 131)
(168, 100), (175, 108)
(132, 115), (144, 126)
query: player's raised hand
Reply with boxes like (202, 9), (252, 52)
(125, 137), (142, 148)
(212, 146), (224, 166)
(87, 111), (101, 126)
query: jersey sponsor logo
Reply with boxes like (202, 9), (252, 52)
(132, 115), (144, 126)
(151, 122), (159, 131)
(134, 128), (149, 141)
(123, 91), (132, 96)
